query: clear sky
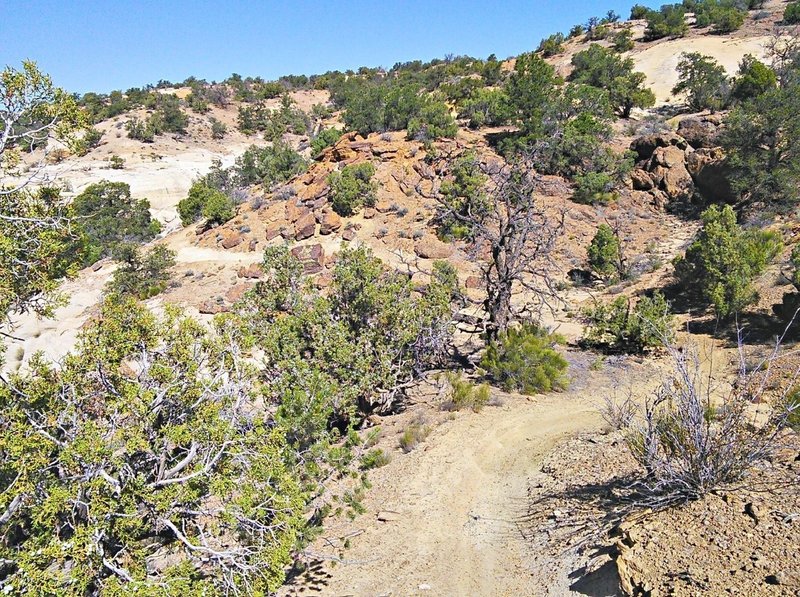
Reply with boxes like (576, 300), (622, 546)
(2, 0), (659, 94)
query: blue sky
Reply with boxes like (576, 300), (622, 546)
(2, 1), (659, 94)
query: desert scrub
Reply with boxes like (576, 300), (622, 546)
(481, 324), (568, 394)
(441, 371), (490, 412)
(399, 420), (432, 453)
(582, 292), (674, 354)
(360, 448), (391, 470)
(328, 162), (377, 216)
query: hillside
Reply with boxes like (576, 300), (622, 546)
(3, 0), (800, 594)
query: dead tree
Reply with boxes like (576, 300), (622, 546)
(435, 152), (565, 341)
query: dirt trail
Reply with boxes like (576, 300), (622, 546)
(284, 362), (662, 597)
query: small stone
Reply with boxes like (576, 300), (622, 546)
(418, 584), (432, 591)
(377, 510), (401, 522)
(744, 502), (761, 524)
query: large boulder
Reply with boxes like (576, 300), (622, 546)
(414, 234), (454, 260)
(650, 145), (687, 169)
(686, 147), (736, 203)
(677, 116), (722, 149)
(294, 212), (317, 241)
(318, 209), (342, 235)
(630, 133), (688, 162)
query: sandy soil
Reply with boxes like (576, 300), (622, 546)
(281, 356), (665, 597)
(631, 35), (773, 105)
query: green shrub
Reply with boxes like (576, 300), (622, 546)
(125, 116), (154, 142)
(72, 181), (160, 262)
(588, 224), (623, 281)
(0, 297), (305, 594)
(674, 204), (782, 318)
(458, 88), (512, 129)
(587, 23), (611, 40)
(612, 28), (635, 52)
(573, 172), (618, 204)
(106, 244), (175, 299)
(538, 33), (566, 57)
(644, 5), (688, 40)
(407, 99), (457, 141)
(328, 162), (377, 216)
(731, 55), (777, 101)
(234, 141), (308, 187)
(481, 324), (568, 394)
(75, 127), (103, 155)
(672, 52), (730, 112)
(399, 421), (432, 452)
(710, 6), (746, 33)
(442, 371), (491, 412)
(582, 292), (674, 353)
(109, 154), (124, 169)
(360, 448), (391, 469)
(202, 189), (235, 225)
(437, 151), (488, 241)
(178, 181), (234, 226)
(785, 1), (800, 23)
(210, 116), (227, 139)
(630, 4), (651, 19)
(239, 245), (458, 417)
(311, 127), (342, 156)
(570, 44), (655, 117)
(569, 24), (586, 38)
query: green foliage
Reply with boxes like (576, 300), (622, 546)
(674, 204), (782, 318)
(234, 141), (308, 188)
(437, 151), (489, 241)
(108, 154), (124, 169)
(570, 44), (655, 117)
(126, 94), (190, 142)
(399, 421), (432, 452)
(107, 244), (175, 299)
(644, 5), (688, 40)
(672, 52), (730, 112)
(311, 127), (342, 156)
(237, 245), (458, 417)
(587, 23), (612, 40)
(569, 24), (586, 38)
(785, 1), (800, 23)
(707, 6), (746, 33)
(0, 297), (305, 594)
(202, 188), (235, 225)
(538, 33), (566, 57)
(481, 324), (568, 394)
(75, 127), (103, 156)
(209, 116), (227, 139)
(722, 83), (800, 204)
(72, 181), (161, 263)
(177, 182), (235, 227)
(237, 94), (308, 139)
(0, 62), (85, 332)
(505, 52), (560, 137)
(503, 59), (631, 188)
(125, 116), (154, 142)
(582, 292), (674, 353)
(442, 371), (491, 412)
(458, 88), (512, 129)
(730, 55), (777, 101)
(631, 4), (651, 19)
(359, 448), (391, 469)
(573, 171), (620, 204)
(0, 188), (82, 322)
(328, 162), (377, 216)
(587, 224), (623, 280)
(611, 28), (635, 52)
(406, 97), (457, 141)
